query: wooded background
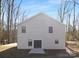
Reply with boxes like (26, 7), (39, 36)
(0, 0), (79, 45)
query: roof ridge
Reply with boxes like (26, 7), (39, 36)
(17, 12), (65, 26)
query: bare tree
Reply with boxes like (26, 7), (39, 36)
(0, 0), (23, 44)
(6, 0), (11, 43)
(0, 0), (1, 15)
(72, 0), (76, 40)
(0, 0), (1, 33)
(72, 0), (79, 41)
(9, 0), (14, 43)
(14, 0), (22, 30)
(68, 13), (71, 33)
(0, 0), (6, 44)
(5, 0), (22, 43)
(58, 0), (71, 23)
(13, 0), (22, 42)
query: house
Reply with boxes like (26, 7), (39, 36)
(17, 13), (65, 50)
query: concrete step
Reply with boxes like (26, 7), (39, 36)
(29, 48), (45, 54)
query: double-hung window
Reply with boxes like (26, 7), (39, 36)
(22, 26), (26, 33)
(49, 26), (53, 33)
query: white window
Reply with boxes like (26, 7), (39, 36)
(22, 26), (26, 33)
(55, 40), (59, 44)
(49, 26), (53, 33)
(28, 39), (32, 46)
(28, 41), (32, 46)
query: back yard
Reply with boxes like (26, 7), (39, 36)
(0, 42), (79, 58)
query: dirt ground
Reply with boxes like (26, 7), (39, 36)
(0, 47), (72, 58)
(0, 43), (76, 58)
(66, 41), (79, 53)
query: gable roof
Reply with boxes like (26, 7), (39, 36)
(17, 12), (65, 26)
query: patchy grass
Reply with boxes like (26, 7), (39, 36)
(66, 41), (79, 57)
(66, 41), (79, 53)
